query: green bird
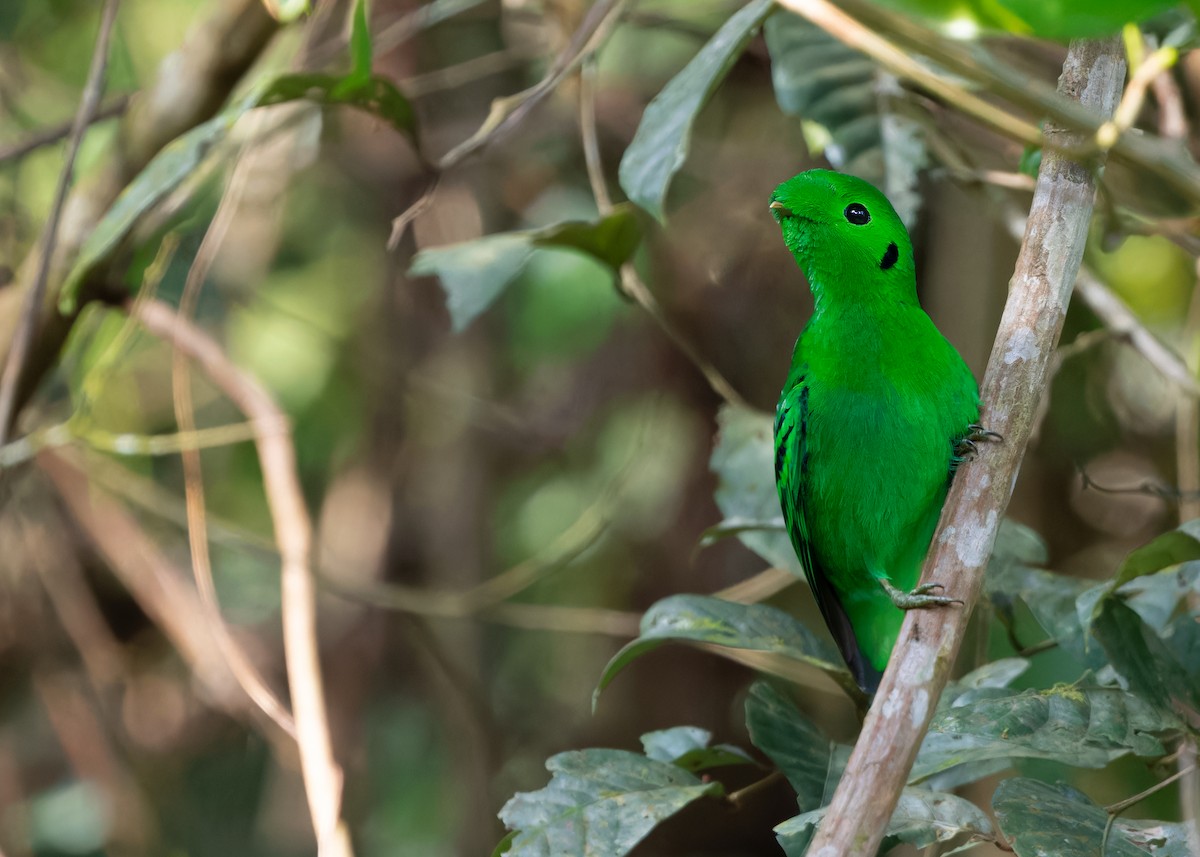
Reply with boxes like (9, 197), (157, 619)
(771, 170), (988, 695)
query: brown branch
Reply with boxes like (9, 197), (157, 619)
(803, 36), (1125, 857)
(129, 298), (352, 856)
(0, 0), (121, 445)
(0, 95), (131, 165)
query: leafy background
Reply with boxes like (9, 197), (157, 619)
(1, 0), (1199, 855)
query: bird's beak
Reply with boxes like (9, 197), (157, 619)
(769, 200), (791, 216)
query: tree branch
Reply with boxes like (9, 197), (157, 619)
(130, 298), (352, 857)
(803, 36), (1126, 857)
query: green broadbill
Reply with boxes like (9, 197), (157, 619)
(771, 170), (985, 695)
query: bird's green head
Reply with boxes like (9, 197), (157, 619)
(769, 169), (916, 307)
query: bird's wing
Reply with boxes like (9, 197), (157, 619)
(775, 373), (883, 694)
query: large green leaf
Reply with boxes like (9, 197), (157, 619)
(1110, 518), (1200, 590)
(497, 750), (723, 857)
(638, 727), (754, 773)
(993, 778), (1194, 857)
(764, 11), (925, 226)
(911, 683), (1176, 781)
(744, 681), (832, 809)
(59, 71), (418, 314)
(872, 0), (1182, 40)
(594, 595), (845, 708)
(777, 788), (994, 854)
(1090, 598), (1200, 727)
(408, 206), (641, 331)
(709, 404), (802, 576)
(618, 0), (774, 222)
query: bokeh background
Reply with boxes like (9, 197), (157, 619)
(0, 0), (1198, 854)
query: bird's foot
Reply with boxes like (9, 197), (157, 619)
(879, 579), (963, 610)
(953, 424), (1003, 462)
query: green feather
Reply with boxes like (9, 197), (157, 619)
(770, 170), (979, 695)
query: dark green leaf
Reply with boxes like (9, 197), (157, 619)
(764, 11), (925, 226)
(872, 0), (1179, 40)
(710, 404), (802, 576)
(639, 727), (754, 773)
(778, 788), (994, 853)
(1111, 519), (1200, 590)
(744, 681), (832, 810)
(994, 778), (1193, 857)
(618, 0), (774, 221)
(911, 683), (1176, 781)
(1090, 597), (1200, 727)
(594, 595), (844, 708)
(258, 73), (415, 139)
(409, 208), (641, 331)
(498, 749), (723, 857)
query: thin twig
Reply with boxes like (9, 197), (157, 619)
(1105, 764), (1198, 816)
(0, 95), (131, 165)
(0, 0), (121, 445)
(802, 37), (1125, 857)
(170, 112), (297, 743)
(130, 298), (352, 856)
(577, 53), (744, 405)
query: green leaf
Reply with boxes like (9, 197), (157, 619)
(59, 71), (418, 314)
(1090, 597), (1200, 727)
(347, 0), (372, 88)
(778, 788), (994, 853)
(498, 749), (723, 857)
(409, 207), (641, 332)
(618, 0), (774, 222)
(994, 778), (1194, 857)
(639, 727), (754, 773)
(764, 11), (925, 226)
(1111, 518), (1200, 590)
(871, 0), (1179, 40)
(594, 595), (844, 708)
(911, 683), (1176, 782)
(710, 404), (802, 576)
(744, 681), (833, 810)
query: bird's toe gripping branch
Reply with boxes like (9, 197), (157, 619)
(879, 579), (964, 610)
(953, 424), (1003, 465)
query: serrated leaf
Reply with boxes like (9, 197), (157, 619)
(777, 788), (993, 854)
(764, 11), (925, 226)
(498, 749), (723, 857)
(994, 778), (1194, 857)
(1111, 519), (1200, 590)
(911, 683), (1176, 782)
(408, 207), (641, 331)
(1090, 597), (1200, 727)
(639, 726), (754, 773)
(59, 71), (417, 314)
(618, 0), (773, 222)
(744, 681), (832, 810)
(594, 595), (844, 708)
(710, 404), (802, 576)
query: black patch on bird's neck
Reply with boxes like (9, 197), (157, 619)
(879, 241), (899, 270)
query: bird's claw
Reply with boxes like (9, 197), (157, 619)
(880, 579), (963, 610)
(954, 425), (1003, 462)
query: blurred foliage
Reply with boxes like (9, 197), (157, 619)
(2, 0), (1200, 855)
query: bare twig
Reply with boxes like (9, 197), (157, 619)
(803, 37), (1125, 857)
(0, 94), (131, 165)
(130, 299), (351, 856)
(0, 0), (121, 445)
(170, 113), (297, 742)
(577, 55), (744, 405)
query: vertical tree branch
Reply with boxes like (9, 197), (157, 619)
(804, 36), (1126, 857)
(0, 0), (121, 444)
(130, 299), (352, 857)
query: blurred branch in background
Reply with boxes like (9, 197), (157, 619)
(0, 94), (131, 166)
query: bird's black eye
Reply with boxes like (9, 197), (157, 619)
(844, 203), (870, 225)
